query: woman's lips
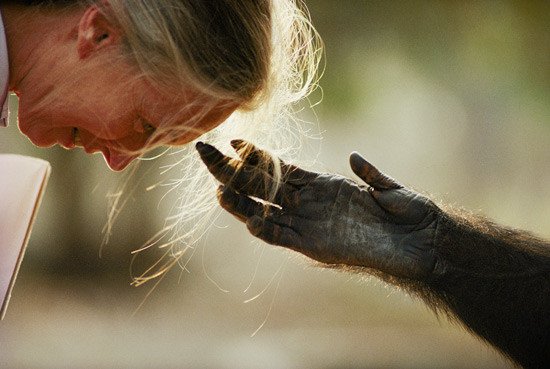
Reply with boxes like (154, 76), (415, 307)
(58, 129), (75, 149)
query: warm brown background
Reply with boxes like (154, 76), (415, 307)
(1, 1), (549, 368)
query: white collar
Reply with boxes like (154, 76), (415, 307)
(0, 10), (9, 127)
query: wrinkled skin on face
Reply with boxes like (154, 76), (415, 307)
(196, 140), (440, 280)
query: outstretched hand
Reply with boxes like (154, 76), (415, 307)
(196, 140), (440, 280)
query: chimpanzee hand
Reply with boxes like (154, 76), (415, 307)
(196, 140), (441, 280)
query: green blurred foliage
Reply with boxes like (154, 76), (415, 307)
(309, 0), (549, 119)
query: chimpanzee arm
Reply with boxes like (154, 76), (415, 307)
(196, 140), (550, 369)
(421, 211), (550, 368)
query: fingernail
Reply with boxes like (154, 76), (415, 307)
(230, 139), (245, 150)
(349, 152), (366, 163)
(196, 142), (214, 155)
(349, 152), (369, 172)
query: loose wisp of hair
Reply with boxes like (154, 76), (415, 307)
(120, 0), (324, 286)
(24, 0), (324, 285)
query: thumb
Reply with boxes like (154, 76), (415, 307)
(371, 188), (434, 224)
(349, 152), (402, 190)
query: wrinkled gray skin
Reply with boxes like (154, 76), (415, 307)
(195, 140), (440, 280)
(197, 140), (550, 369)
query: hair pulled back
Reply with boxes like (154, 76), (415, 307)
(20, 0), (323, 283)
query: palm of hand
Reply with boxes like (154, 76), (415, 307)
(197, 140), (439, 280)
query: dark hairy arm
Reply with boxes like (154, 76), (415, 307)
(196, 140), (550, 369)
(424, 211), (550, 368)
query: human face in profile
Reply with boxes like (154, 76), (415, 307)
(18, 63), (231, 171)
(12, 5), (235, 171)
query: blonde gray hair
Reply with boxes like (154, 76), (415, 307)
(97, 0), (322, 152)
(28, 0), (323, 283)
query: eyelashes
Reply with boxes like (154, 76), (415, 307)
(142, 121), (156, 135)
(137, 116), (157, 136)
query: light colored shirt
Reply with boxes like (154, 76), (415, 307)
(0, 10), (9, 127)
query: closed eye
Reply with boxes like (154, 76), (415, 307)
(143, 121), (156, 135)
(138, 117), (156, 136)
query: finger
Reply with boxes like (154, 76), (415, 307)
(285, 165), (319, 186)
(231, 139), (265, 167)
(217, 185), (264, 222)
(370, 188), (408, 214)
(196, 141), (238, 184)
(231, 139), (318, 186)
(197, 141), (275, 199)
(231, 139), (316, 205)
(217, 185), (298, 226)
(246, 215), (303, 249)
(371, 188), (430, 224)
(349, 152), (402, 190)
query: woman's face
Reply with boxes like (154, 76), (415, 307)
(17, 62), (227, 171)
(14, 6), (234, 171)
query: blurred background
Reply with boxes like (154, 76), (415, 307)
(1, 1), (549, 368)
